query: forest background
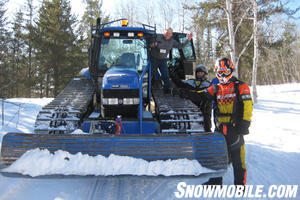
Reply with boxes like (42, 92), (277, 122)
(0, 0), (299, 101)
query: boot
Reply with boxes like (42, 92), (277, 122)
(202, 177), (223, 185)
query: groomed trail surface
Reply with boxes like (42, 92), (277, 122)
(0, 175), (211, 200)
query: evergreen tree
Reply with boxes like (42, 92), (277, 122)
(77, 0), (109, 68)
(258, 20), (300, 85)
(79, 0), (108, 47)
(23, 0), (36, 97)
(188, 0), (294, 84)
(8, 10), (26, 97)
(0, 0), (10, 98)
(33, 0), (79, 97)
(189, 0), (228, 72)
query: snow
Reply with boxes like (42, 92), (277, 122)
(0, 97), (215, 177)
(2, 149), (213, 177)
(79, 67), (89, 76)
(0, 98), (53, 146)
(247, 84), (300, 152)
(0, 83), (300, 199)
(70, 128), (87, 134)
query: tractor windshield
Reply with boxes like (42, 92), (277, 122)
(98, 37), (148, 72)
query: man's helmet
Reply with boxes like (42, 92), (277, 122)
(195, 65), (208, 80)
(196, 65), (208, 74)
(215, 58), (234, 84)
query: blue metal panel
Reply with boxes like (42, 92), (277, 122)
(81, 122), (91, 133)
(121, 120), (155, 134)
(102, 67), (139, 89)
(84, 69), (91, 79)
(81, 119), (155, 134)
(138, 62), (151, 133)
(2, 132), (229, 170)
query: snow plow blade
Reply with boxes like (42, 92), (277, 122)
(1, 132), (228, 171)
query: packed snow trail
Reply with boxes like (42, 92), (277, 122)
(0, 174), (210, 200)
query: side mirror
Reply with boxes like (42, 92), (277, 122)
(183, 61), (195, 79)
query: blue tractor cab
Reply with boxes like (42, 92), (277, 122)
(84, 19), (156, 134)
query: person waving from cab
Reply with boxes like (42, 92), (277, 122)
(150, 28), (193, 94)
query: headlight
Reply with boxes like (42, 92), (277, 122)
(128, 32), (134, 37)
(103, 98), (139, 105)
(102, 98), (118, 105)
(123, 98), (140, 105)
(123, 98), (133, 105)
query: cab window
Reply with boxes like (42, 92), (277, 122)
(98, 37), (148, 72)
(178, 36), (195, 60)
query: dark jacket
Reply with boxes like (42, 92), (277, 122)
(172, 75), (212, 132)
(151, 34), (189, 60)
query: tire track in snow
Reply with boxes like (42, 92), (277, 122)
(0, 176), (29, 200)
(87, 177), (101, 200)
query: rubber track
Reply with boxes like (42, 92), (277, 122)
(151, 88), (205, 133)
(34, 78), (94, 134)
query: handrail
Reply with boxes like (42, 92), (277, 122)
(92, 19), (157, 35)
(138, 61), (151, 134)
(100, 18), (127, 28)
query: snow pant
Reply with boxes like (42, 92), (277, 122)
(231, 144), (247, 185)
(200, 100), (212, 132)
(205, 144), (247, 185)
(151, 58), (170, 91)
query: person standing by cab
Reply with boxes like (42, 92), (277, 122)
(150, 28), (193, 94)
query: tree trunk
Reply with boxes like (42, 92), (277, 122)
(46, 72), (50, 98)
(27, 0), (34, 98)
(225, 0), (238, 77)
(2, 98), (4, 126)
(251, 0), (258, 103)
(54, 61), (59, 97)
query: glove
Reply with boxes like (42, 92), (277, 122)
(187, 91), (198, 104)
(235, 120), (250, 135)
(178, 88), (189, 99)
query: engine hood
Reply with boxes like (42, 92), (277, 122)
(102, 66), (139, 89)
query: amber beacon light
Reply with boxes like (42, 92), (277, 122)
(122, 19), (128, 27)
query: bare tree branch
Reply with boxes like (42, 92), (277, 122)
(237, 33), (254, 63)
(234, 5), (252, 36)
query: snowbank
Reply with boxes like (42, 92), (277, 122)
(0, 98), (53, 148)
(2, 148), (214, 177)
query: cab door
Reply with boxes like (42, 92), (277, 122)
(169, 32), (196, 79)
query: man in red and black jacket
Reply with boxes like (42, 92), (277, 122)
(188, 58), (253, 185)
